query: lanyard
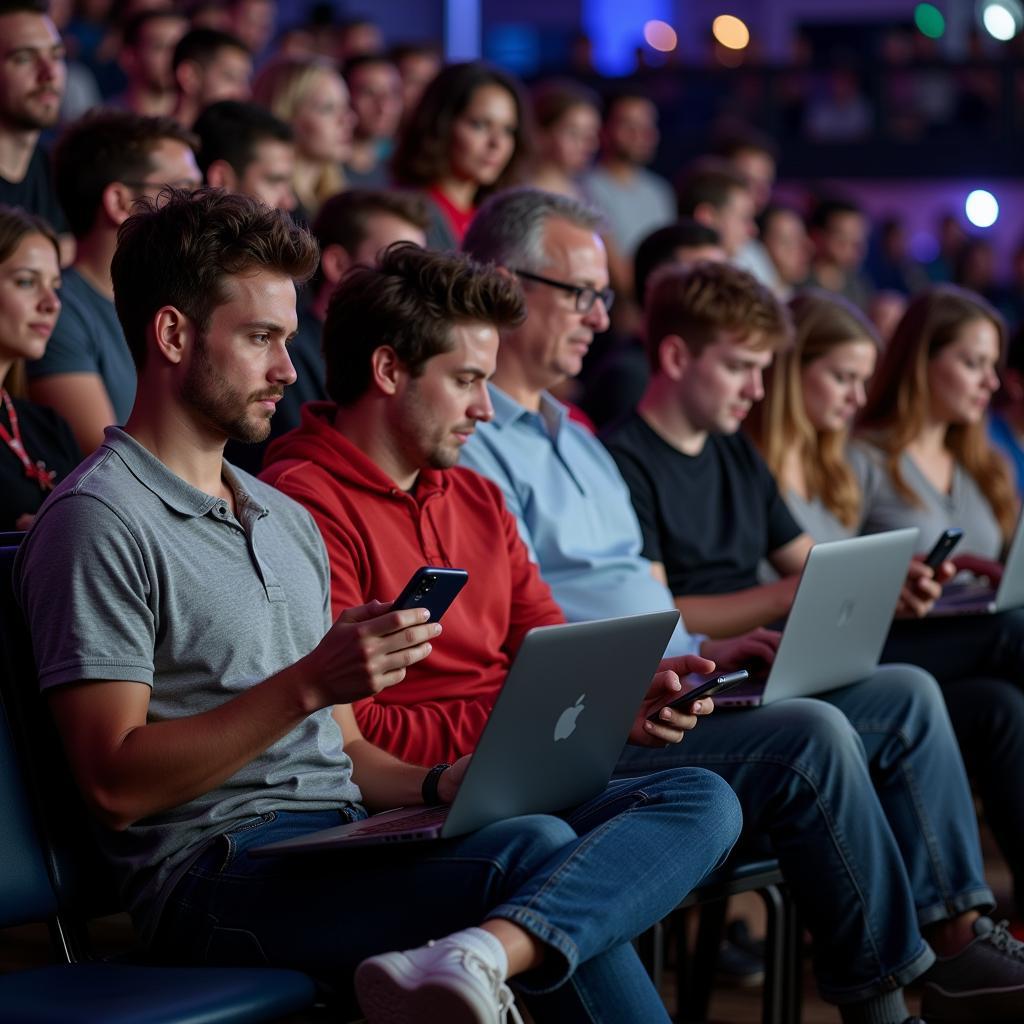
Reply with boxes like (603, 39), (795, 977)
(0, 390), (55, 492)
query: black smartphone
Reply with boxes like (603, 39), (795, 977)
(647, 670), (750, 721)
(924, 528), (963, 570)
(392, 567), (468, 622)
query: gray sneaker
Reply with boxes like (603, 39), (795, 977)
(921, 917), (1024, 1022)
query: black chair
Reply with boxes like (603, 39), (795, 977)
(0, 542), (319, 1022)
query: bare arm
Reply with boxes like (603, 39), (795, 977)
(48, 603), (440, 831)
(675, 577), (799, 639)
(29, 373), (117, 454)
(767, 533), (815, 578)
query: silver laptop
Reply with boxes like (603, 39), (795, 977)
(929, 512), (1024, 616)
(252, 610), (679, 854)
(716, 529), (919, 708)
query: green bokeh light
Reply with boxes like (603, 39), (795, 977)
(915, 2), (946, 38)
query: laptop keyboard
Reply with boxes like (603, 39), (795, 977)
(353, 805), (449, 836)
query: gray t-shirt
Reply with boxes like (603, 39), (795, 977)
(854, 440), (1004, 560)
(580, 165), (676, 258)
(26, 267), (137, 425)
(15, 428), (361, 941)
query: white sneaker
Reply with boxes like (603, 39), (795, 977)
(355, 932), (525, 1024)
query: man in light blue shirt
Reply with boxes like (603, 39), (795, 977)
(459, 188), (1021, 1024)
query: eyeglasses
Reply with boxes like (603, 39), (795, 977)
(513, 269), (615, 314)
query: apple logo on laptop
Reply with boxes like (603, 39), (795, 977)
(837, 599), (855, 628)
(554, 694), (586, 741)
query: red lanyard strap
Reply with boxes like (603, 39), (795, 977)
(0, 390), (56, 492)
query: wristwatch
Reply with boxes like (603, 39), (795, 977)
(421, 762), (452, 806)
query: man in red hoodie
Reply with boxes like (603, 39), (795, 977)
(261, 241), (724, 768)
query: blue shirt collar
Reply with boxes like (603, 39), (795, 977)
(488, 383), (568, 440)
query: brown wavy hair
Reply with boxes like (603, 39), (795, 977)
(750, 290), (878, 528)
(857, 284), (1017, 540)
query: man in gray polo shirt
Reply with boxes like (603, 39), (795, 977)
(15, 187), (742, 1023)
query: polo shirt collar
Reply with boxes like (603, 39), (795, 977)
(101, 427), (262, 519)
(488, 383), (567, 440)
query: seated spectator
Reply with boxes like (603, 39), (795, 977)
(251, 56), (354, 220)
(14, 188), (743, 1024)
(194, 99), (296, 212)
(865, 215), (928, 295)
(28, 110), (201, 452)
(226, 0), (276, 66)
(335, 16), (383, 62)
(171, 26), (252, 129)
(759, 203), (811, 298)
(580, 218), (724, 428)
(343, 53), (402, 187)
(111, 9), (188, 117)
(458, 191), (1021, 1024)
(868, 289), (908, 343)
(390, 42), (441, 120)
(0, 205), (79, 530)
(955, 236), (1002, 308)
(675, 158), (757, 263)
(807, 196), (873, 310)
(990, 323), (1024, 498)
(392, 61), (529, 251)
(525, 78), (601, 201)
(580, 92), (675, 296)
(752, 288), (1024, 920)
(804, 67), (874, 142)
(0, 0), (72, 262)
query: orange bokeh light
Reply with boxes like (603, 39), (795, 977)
(712, 13), (750, 50)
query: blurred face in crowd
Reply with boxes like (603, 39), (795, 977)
(182, 269), (297, 444)
(124, 14), (186, 91)
(671, 333), (774, 435)
(392, 321), (498, 472)
(817, 210), (867, 271)
(448, 83), (518, 188)
(927, 317), (1001, 427)
(238, 139), (296, 211)
(396, 51), (440, 115)
(293, 69), (355, 164)
(505, 216), (610, 391)
(0, 11), (66, 131)
(348, 59), (402, 142)
(0, 232), (61, 367)
(351, 212), (425, 265)
(603, 97), (658, 166)
(230, 0), (275, 56)
(542, 102), (600, 177)
(710, 187), (756, 259)
(730, 147), (775, 213)
(762, 209), (811, 286)
(801, 339), (877, 433)
(184, 45), (253, 107)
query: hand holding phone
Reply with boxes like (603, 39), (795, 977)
(647, 670), (749, 721)
(392, 567), (468, 623)
(924, 528), (963, 570)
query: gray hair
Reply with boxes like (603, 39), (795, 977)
(463, 187), (604, 272)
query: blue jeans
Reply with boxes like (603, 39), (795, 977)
(154, 768), (741, 1023)
(616, 664), (993, 1005)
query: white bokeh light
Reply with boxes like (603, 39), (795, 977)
(981, 1), (1022, 40)
(965, 189), (999, 228)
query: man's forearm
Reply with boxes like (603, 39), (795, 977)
(343, 734), (433, 811)
(675, 577), (798, 638)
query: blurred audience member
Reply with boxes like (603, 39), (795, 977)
(675, 158), (756, 262)
(0, 0), (72, 260)
(252, 56), (354, 220)
(343, 53), (402, 187)
(989, 323), (1024, 499)
(112, 9), (187, 116)
(581, 92), (674, 293)
(580, 219), (724, 429)
(954, 236), (1001, 307)
(392, 61), (528, 250)
(28, 110), (200, 452)
(194, 99), (295, 212)
(336, 16), (382, 62)
(926, 213), (967, 284)
(805, 67), (874, 142)
(866, 216), (928, 295)
(391, 42), (441, 119)
(227, 0), (275, 66)
(0, 204), (79, 530)
(759, 204), (810, 298)
(807, 196), (872, 310)
(49, 0), (101, 123)
(172, 26), (252, 129)
(526, 78), (601, 200)
(1004, 241), (1024, 331)
(868, 290), (908, 345)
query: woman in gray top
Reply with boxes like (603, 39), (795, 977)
(752, 287), (1024, 918)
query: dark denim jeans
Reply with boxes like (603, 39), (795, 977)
(616, 664), (992, 1004)
(154, 768), (742, 1023)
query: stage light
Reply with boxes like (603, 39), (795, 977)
(712, 14), (750, 50)
(979, 0), (1023, 41)
(914, 3), (946, 38)
(965, 189), (999, 228)
(643, 19), (678, 52)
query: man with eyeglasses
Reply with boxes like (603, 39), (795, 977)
(26, 110), (201, 452)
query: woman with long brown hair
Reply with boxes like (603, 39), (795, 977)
(0, 205), (80, 530)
